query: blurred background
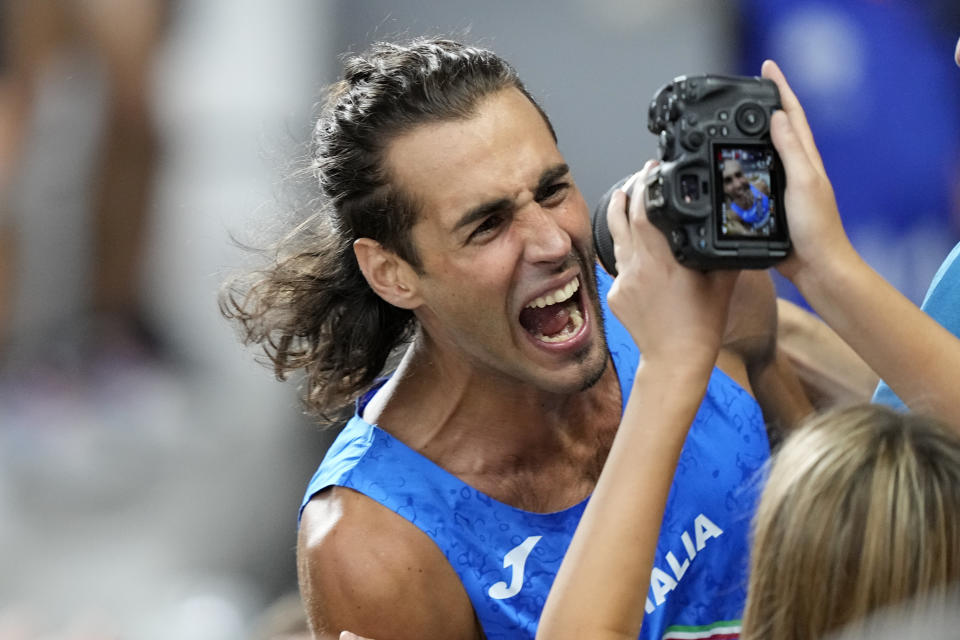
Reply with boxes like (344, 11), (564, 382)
(0, 1), (956, 638)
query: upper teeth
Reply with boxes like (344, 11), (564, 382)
(526, 277), (579, 309)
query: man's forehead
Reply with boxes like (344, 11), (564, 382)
(384, 88), (564, 228)
(723, 160), (742, 174)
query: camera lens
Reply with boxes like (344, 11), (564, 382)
(735, 103), (767, 135)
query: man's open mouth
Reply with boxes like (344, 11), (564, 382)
(518, 277), (585, 344)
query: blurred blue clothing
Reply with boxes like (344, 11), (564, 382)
(731, 184), (771, 227)
(873, 242), (960, 408)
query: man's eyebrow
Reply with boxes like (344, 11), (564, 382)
(534, 163), (571, 197)
(452, 163), (571, 233)
(453, 197), (514, 233)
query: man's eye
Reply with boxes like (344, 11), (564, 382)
(537, 182), (569, 204)
(470, 214), (505, 240)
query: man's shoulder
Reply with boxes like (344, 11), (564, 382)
(298, 487), (482, 639)
(298, 486), (446, 582)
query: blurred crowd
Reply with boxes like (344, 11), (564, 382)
(0, 1), (330, 638)
(0, 0), (956, 638)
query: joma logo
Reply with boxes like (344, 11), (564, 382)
(488, 535), (542, 600)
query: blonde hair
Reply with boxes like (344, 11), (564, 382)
(741, 405), (960, 640)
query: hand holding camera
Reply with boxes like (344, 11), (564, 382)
(603, 162), (740, 368)
(759, 60), (859, 284)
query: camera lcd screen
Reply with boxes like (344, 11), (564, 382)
(714, 144), (785, 241)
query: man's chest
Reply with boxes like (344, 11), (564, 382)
(463, 399), (622, 512)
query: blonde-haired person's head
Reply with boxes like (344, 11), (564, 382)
(741, 404), (960, 640)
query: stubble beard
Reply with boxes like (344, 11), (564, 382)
(574, 252), (610, 393)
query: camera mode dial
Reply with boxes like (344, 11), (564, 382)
(735, 102), (767, 136)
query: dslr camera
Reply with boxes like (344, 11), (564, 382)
(593, 74), (791, 272)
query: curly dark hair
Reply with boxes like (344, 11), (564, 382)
(220, 37), (555, 423)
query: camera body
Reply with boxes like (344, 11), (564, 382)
(593, 74), (791, 273)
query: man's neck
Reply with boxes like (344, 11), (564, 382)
(361, 339), (622, 510)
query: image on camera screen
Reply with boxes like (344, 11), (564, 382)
(715, 145), (781, 240)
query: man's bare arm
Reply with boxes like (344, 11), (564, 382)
(298, 487), (483, 640)
(775, 298), (879, 408)
(721, 270), (814, 436)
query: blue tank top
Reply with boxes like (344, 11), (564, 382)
(301, 269), (769, 640)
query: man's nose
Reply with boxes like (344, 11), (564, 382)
(520, 205), (572, 265)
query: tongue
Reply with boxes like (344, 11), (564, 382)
(519, 303), (571, 337)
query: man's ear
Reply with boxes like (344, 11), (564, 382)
(353, 238), (423, 309)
